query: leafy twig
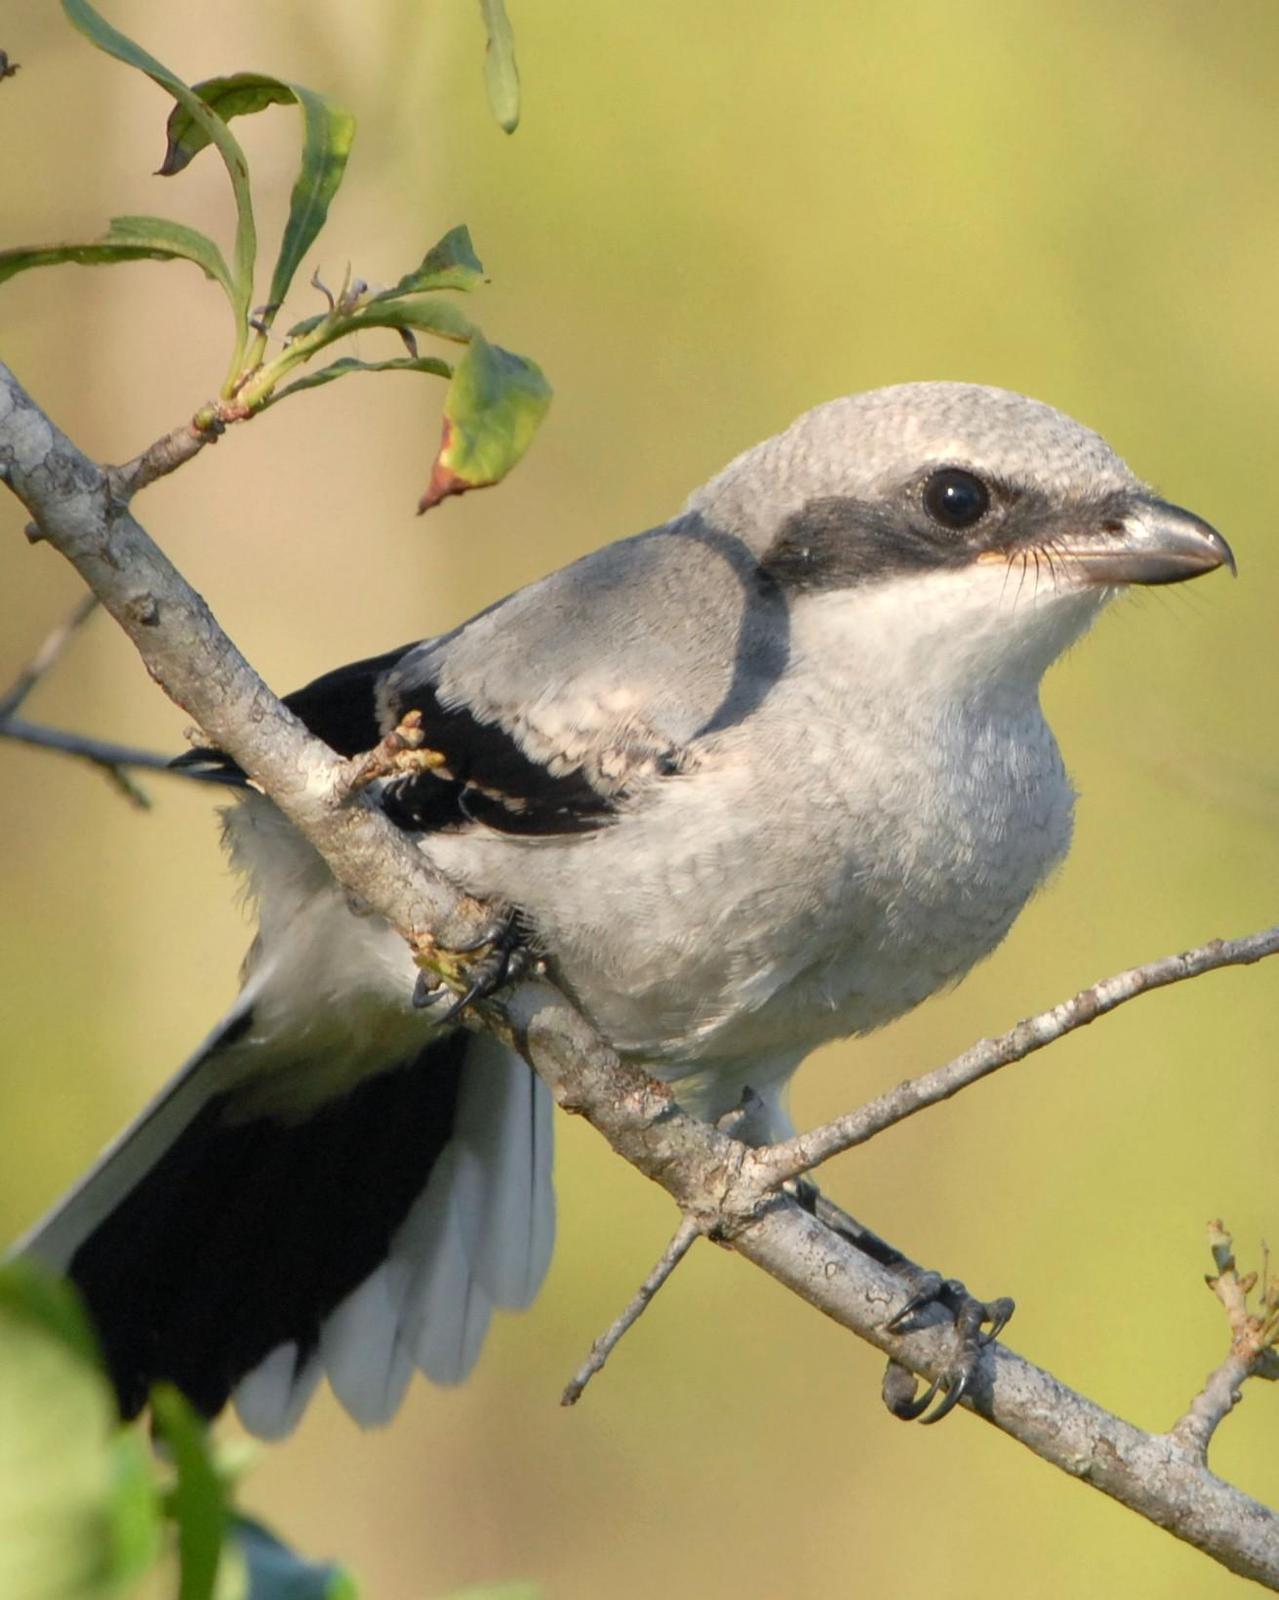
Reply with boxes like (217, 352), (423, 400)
(1, 0), (550, 513)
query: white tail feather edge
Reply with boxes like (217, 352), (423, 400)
(10, 972), (556, 1439)
(233, 1031), (556, 1434)
(10, 966), (277, 1275)
(233, 1344), (323, 1440)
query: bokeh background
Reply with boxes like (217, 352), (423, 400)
(2, 3), (1278, 1596)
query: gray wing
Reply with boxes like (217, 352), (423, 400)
(384, 511), (792, 820)
(177, 512), (792, 838)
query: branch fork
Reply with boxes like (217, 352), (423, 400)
(1170, 1225), (1279, 1463)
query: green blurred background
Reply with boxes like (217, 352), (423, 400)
(2, 3), (1278, 1596)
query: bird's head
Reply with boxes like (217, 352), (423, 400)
(688, 382), (1234, 691)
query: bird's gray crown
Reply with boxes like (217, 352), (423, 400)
(686, 382), (1143, 559)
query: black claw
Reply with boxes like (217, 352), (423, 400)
(920, 1369), (967, 1426)
(448, 915), (516, 956)
(882, 1360), (941, 1421)
(883, 1359), (970, 1425)
(886, 1271), (948, 1333)
(982, 1296), (1016, 1343)
(881, 1271), (1013, 1425)
(437, 912), (532, 1024)
(438, 973), (491, 1026)
(412, 970), (448, 1010)
(795, 1183), (1012, 1427)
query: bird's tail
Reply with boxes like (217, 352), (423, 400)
(12, 987), (555, 1438)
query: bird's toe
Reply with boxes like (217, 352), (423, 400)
(881, 1272), (1013, 1424)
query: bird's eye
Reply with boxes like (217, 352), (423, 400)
(922, 468), (991, 531)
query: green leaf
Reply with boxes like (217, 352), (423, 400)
(267, 354), (451, 405)
(0, 216), (235, 305)
(0, 1262), (163, 1600)
(160, 74), (355, 318)
(478, 0), (521, 133)
(151, 1386), (228, 1600)
(232, 1517), (358, 1600)
(159, 73), (296, 176)
(285, 295), (475, 345)
(267, 86), (356, 313)
(105, 217), (235, 294)
(419, 332), (550, 512)
(346, 297), (475, 342)
(61, 0), (256, 369)
(369, 225), (485, 300)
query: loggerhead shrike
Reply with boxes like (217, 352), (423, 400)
(12, 382), (1232, 1438)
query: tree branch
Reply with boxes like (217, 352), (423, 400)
(0, 361), (485, 957)
(4, 358), (1277, 1589)
(750, 927), (1279, 1189)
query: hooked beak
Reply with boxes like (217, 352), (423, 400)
(1057, 497), (1236, 586)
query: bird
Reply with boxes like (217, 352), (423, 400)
(11, 381), (1233, 1439)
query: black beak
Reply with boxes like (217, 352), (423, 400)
(1057, 497), (1236, 586)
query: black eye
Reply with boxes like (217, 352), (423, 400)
(922, 468), (991, 531)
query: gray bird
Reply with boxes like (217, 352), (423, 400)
(12, 381), (1233, 1437)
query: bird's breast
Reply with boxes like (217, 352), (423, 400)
(429, 682), (1075, 1070)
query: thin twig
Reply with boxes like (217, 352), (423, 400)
(0, 592), (99, 720)
(107, 416), (222, 501)
(98, 761), (153, 810)
(1171, 1351), (1255, 1465)
(333, 709), (447, 802)
(0, 593), (156, 805)
(1170, 1223), (1279, 1461)
(557, 1093), (764, 1406)
(0, 716), (239, 789)
(751, 927), (1279, 1189)
(561, 1215), (701, 1406)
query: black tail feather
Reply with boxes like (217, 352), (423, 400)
(70, 1029), (467, 1421)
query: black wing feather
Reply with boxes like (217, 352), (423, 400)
(171, 642), (616, 837)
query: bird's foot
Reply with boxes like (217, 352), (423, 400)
(412, 911), (535, 1023)
(794, 1186), (1012, 1425)
(715, 1086), (777, 1145)
(880, 1271), (1014, 1424)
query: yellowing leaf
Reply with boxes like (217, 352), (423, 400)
(419, 333), (550, 513)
